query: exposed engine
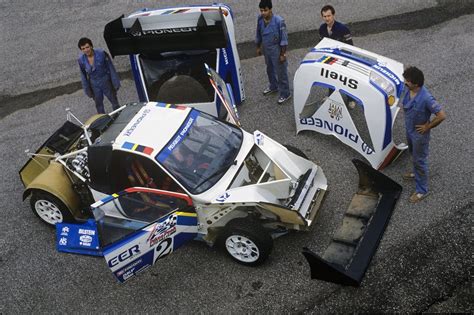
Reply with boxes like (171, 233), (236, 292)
(68, 151), (90, 179)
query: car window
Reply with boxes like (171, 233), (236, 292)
(156, 110), (243, 194)
(93, 190), (192, 247)
(139, 50), (217, 103)
(110, 151), (183, 193)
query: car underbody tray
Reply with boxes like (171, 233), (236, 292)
(302, 159), (402, 286)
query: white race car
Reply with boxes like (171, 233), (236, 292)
(294, 38), (408, 169)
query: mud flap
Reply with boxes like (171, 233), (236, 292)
(302, 159), (402, 286)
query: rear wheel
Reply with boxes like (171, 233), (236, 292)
(284, 145), (308, 159)
(220, 218), (273, 266)
(30, 191), (74, 226)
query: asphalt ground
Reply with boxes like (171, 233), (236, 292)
(1, 1), (473, 313)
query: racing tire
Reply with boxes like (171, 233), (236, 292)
(30, 191), (74, 226)
(284, 145), (308, 159)
(220, 218), (273, 266)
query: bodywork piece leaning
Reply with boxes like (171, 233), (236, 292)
(294, 38), (408, 170)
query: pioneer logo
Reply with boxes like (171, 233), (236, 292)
(131, 27), (197, 37)
(320, 68), (358, 89)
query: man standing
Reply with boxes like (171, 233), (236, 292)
(319, 5), (353, 45)
(256, 0), (291, 104)
(402, 66), (446, 203)
(78, 38), (121, 114)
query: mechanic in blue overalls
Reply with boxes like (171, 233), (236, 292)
(78, 38), (121, 114)
(402, 66), (446, 203)
(256, 0), (291, 104)
(318, 5), (353, 45)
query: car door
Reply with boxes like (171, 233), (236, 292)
(57, 187), (198, 282)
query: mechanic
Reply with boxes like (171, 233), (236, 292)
(402, 66), (446, 203)
(77, 37), (121, 114)
(318, 5), (353, 45)
(256, 0), (291, 104)
(319, 5), (356, 109)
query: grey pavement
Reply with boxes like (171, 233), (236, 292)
(0, 1), (473, 313)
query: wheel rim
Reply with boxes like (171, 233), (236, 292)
(34, 199), (63, 225)
(225, 235), (260, 263)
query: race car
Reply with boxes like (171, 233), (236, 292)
(104, 3), (245, 119)
(20, 67), (401, 286)
(293, 38), (408, 169)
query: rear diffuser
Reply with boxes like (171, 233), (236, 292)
(302, 159), (402, 286)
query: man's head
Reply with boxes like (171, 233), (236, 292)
(78, 37), (94, 57)
(403, 66), (424, 90)
(259, 0), (273, 19)
(321, 5), (336, 26)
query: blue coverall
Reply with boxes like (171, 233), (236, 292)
(402, 86), (442, 194)
(319, 21), (353, 45)
(78, 49), (121, 114)
(256, 14), (290, 99)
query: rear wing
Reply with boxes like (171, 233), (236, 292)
(302, 159), (402, 286)
(104, 9), (229, 57)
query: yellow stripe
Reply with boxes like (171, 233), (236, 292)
(166, 104), (172, 108)
(176, 212), (197, 217)
(112, 193), (119, 198)
(323, 56), (331, 63)
(132, 144), (139, 150)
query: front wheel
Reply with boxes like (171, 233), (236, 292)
(30, 191), (74, 226)
(220, 218), (273, 266)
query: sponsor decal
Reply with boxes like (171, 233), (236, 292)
(131, 27), (197, 37)
(122, 142), (154, 155)
(79, 235), (92, 243)
(61, 226), (69, 236)
(222, 48), (229, 65)
(78, 229), (95, 236)
(147, 215), (177, 247)
(124, 109), (151, 136)
(300, 117), (374, 154)
(216, 192), (230, 202)
(108, 245), (141, 268)
(59, 237), (67, 246)
(320, 68), (358, 89)
(372, 64), (401, 86)
(254, 132), (264, 145)
(116, 258), (143, 277)
(328, 103), (343, 121)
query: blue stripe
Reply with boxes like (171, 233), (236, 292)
(312, 81), (335, 90)
(369, 81), (392, 150)
(155, 110), (200, 163)
(122, 142), (134, 150)
(177, 215), (198, 226)
(102, 229), (149, 255)
(130, 55), (147, 102)
(173, 232), (197, 249)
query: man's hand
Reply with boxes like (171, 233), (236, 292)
(279, 54), (286, 63)
(256, 47), (262, 56)
(416, 122), (430, 134)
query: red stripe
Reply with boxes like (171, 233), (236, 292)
(143, 147), (154, 155)
(126, 187), (193, 206)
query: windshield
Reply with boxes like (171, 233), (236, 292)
(156, 110), (243, 194)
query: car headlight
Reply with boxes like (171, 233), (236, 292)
(369, 71), (396, 105)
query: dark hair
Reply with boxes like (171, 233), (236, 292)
(403, 66), (424, 87)
(321, 5), (335, 15)
(259, 0), (272, 9)
(78, 37), (93, 49)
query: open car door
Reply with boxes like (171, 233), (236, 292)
(57, 187), (198, 283)
(205, 63), (241, 126)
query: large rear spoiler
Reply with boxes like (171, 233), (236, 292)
(302, 159), (402, 286)
(104, 9), (228, 57)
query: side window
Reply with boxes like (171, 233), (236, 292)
(95, 190), (193, 247)
(110, 151), (183, 193)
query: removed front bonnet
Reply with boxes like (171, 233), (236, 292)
(302, 159), (402, 286)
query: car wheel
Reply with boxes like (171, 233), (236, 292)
(220, 218), (273, 266)
(30, 191), (74, 226)
(284, 145), (308, 159)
